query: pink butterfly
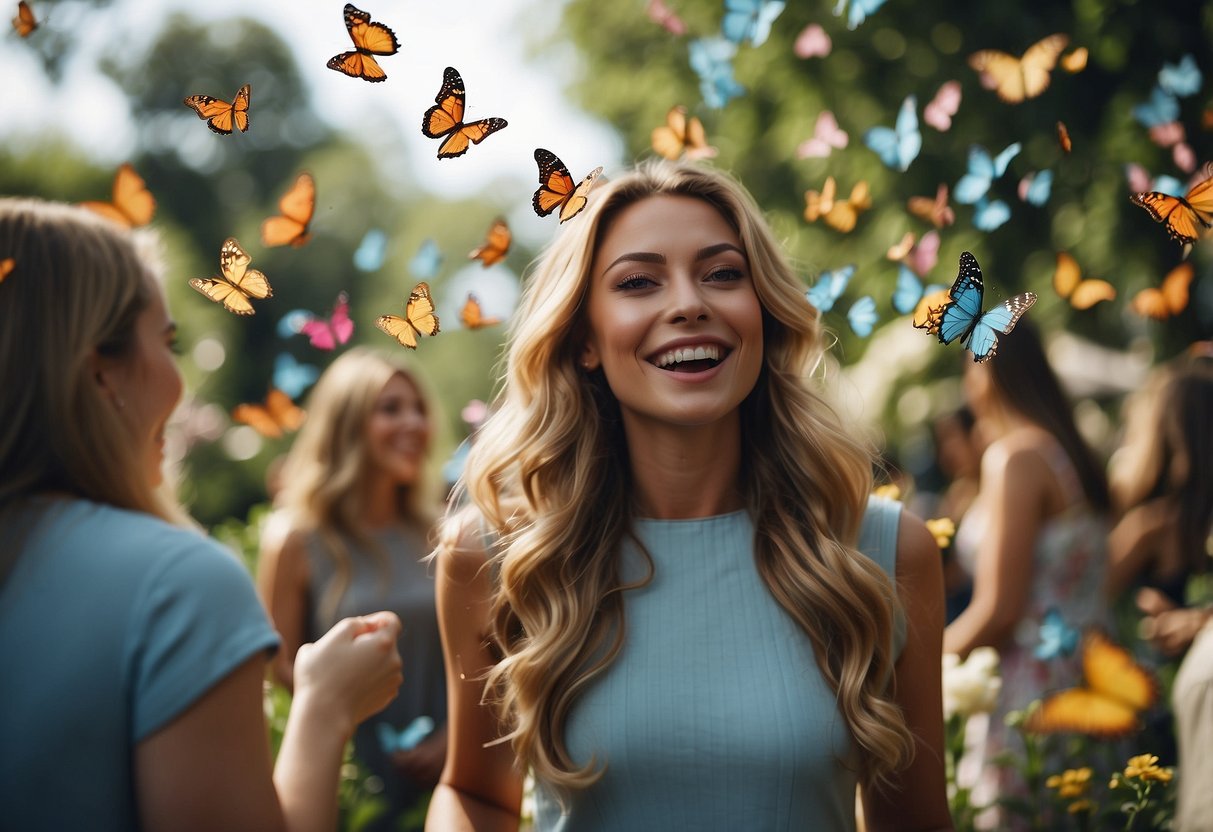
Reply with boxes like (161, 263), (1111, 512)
(646, 0), (686, 35)
(886, 230), (940, 277)
(1147, 122), (1197, 173)
(923, 81), (961, 131)
(299, 292), (355, 351)
(793, 23), (831, 59)
(797, 111), (848, 158)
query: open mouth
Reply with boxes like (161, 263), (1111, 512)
(650, 344), (730, 374)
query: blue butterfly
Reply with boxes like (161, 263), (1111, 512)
(376, 715), (436, 754)
(832, 0), (888, 29)
(892, 264), (945, 315)
(689, 37), (747, 108)
(847, 296), (879, 337)
(972, 196), (1012, 232)
(1131, 86), (1180, 129)
(721, 0), (785, 47)
(1158, 54), (1202, 98)
(276, 309), (313, 339)
(805, 264), (855, 312)
(954, 143), (1021, 205)
(936, 251), (1037, 363)
(1019, 169), (1053, 206)
(410, 238), (443, 280)
(1152, 174), (1186, 197)
(272, 352), (320, 400)
(353, 228), (388, 273)
(864, 95), (921, 172)
(1034, 608), (1080, 661)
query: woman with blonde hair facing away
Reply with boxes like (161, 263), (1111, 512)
(0, 199), (403, 832)
(258, 347), (447, 830)
(426, 161), (950, 831)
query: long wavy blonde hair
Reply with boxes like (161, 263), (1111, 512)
(276, 347), (437, 623)
(452, 161), (913, 795)
(0, 199), (187, 585)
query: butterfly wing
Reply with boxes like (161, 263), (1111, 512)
(0, 258), (14, 283)
(189, 277), (255, 315)
(328, 3), (398, 81)
(82, 164), (156, 228)
(422, 68), (468, 152)
(1018, 34), (1070, 99)
(964, 292), (1037, 362)
(847, 296), (879, 337)
(219, 238), (272, 300)
(864, 96), (919, 171)
(1134, 263), (1195, 318)
(273, 353), (320, 400)
(265, 388), (306, 434)
(559, 166), (604, 224)
(893, 264), (926, 314)
(937, 252), (985, 346)
(652, 105), (690, 160)
(376, 314), (419, 349)
(972, 196), (1012, 232)
(1083, 631), (1159, 713)
(1018, 170), (1054, 206)
(327, 51), (386, 81)
(923, 81), (961, 131)
(410, 239), (443, 280)
(328, 292), (354, 345)
(405, 282), (440, 337)
(12, 0), (36, 36)
(907, 184), (955, 228)
(261, 172), (315, 248)
(232, 402), (283, 438)
(468, 219), (511, 266)
(1131, 189), (1212, 246)
(1026, 689), (1143, 738)
(1054, 252), (1116, 309)
(532, 148), (575, 217)
(954, 146), (996, 205)
(806, 264), (854, 313)
(183, 85), (250, 135)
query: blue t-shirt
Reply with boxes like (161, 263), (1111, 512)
(534, 496), (903, 831)
(0, 499), (280, 831)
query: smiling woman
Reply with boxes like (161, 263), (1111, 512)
(427, 161), (951, 832)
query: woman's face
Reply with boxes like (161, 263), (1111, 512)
(104, 278), (184, 487)
(582, 194), (764, 432)
(366, 373), (431, 486)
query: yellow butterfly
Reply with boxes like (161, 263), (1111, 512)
(80, 164), (156, 228)
(188, 238), (272, 316)
(651, 105), (718, 161)
(183, 84), (250, 135)
(468, 218), (511, 267)
(261, 172), (315, 248)
(376, 282), (440, 349)
(1053, 252), (1116, 310)
(1025, 631), (1158, 738)
(968, 34), (1069, 103)
(460, 293), (502, 330)
(803, 176), (870, 233)
(232, 388), (306, 438)
(1131, 262), (1194, 320)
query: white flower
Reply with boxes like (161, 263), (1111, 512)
(942, 648), (1002, 718)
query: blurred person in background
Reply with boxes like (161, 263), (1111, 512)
(258, 347), (447, 831)
(931, 405), (982, 623)
(0, 198), (403, 832)
(943, 319), (1111, 828)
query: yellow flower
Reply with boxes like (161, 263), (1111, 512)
(873, 483), (902, 501)
(1124, 753), (1173, 782)
(1046, 767), (1093, 799)
(1067, 799), (1094, 815)
(925, 517), (956, 550)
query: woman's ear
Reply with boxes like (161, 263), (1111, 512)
(90, 349), (126, 409)
(581, 340), (601, 371)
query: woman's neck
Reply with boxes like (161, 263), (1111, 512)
(358, 474), (404, 529)
(622, 413), (744, 519)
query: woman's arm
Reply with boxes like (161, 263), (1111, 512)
(1105, 502), (1168, 601)
(425, 516), (523, 832)
(256, 525), (312, 691)
(863, 511), (953, 832)
(136, 613), (403, 832)
(944, 440), (1048, 657)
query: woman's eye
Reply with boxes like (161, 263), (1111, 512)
(707, 267), (743, 282)
(617, 275), (655, 290)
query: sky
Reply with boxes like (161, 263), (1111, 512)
(1, 0), (624, 203)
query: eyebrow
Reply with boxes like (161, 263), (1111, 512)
(603, 242), (746, 273)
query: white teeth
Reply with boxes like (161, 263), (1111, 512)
(655, 344), (721, 368)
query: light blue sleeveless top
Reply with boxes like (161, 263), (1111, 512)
(534, 496), (902, 832)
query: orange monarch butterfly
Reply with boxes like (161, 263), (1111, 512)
(377, 282), (440, 349)
(232, 388), (306, 438)
(327, 3), (398, 82)
(12, 0), (35, 36)
(1025, 631), (1158, 738)
(468, 218), (511, 267)
(80, 164), (156, 228)
(907, 183), (956, 228)
(183, 84), (250, 135)
(460, 293), (502, 329)
(532, 149), (603, 223)
(968, 33), (1069, 104)
(421, 67), (508, 159)
(651, 105), (718, 161)
(1131, 163), (1213, 247)
(1131, 262), (1194, 320)
(188, 238), (272, 316)
(261, 172), (315, 248)
(1053, 252), (1115, 309)
(0, 258), (14, 284)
